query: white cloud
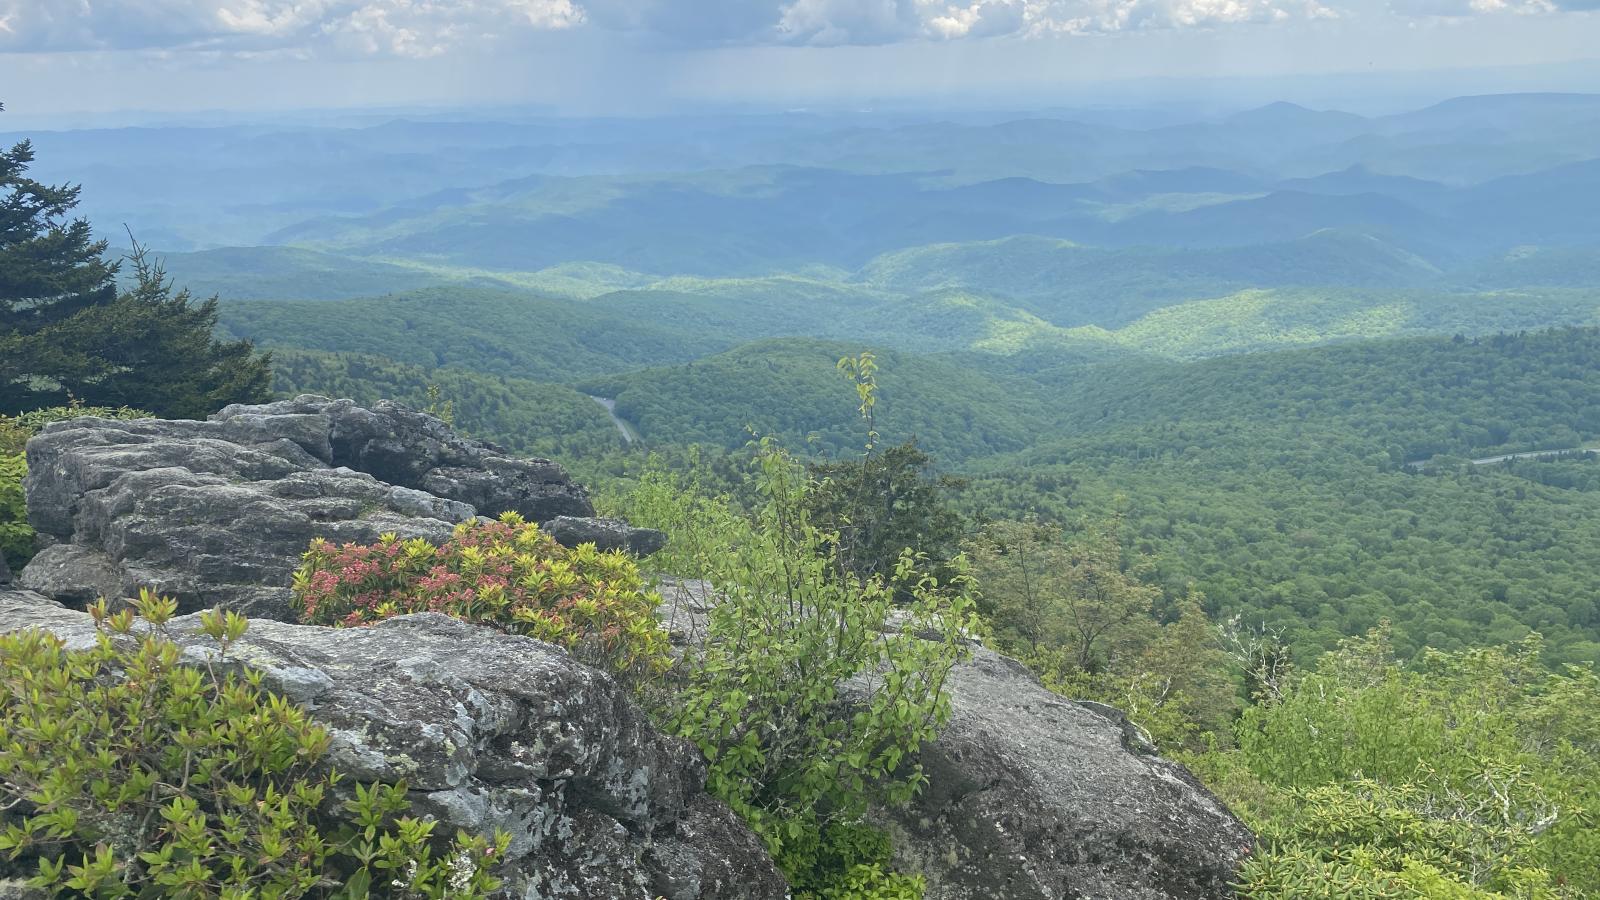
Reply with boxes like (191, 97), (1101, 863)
(776, 0), (921, 44)
(768, 0), (1341, 44)
(0, 0), (582, 56)
(1389, 0), (1560, 14)
(0, 0), (1586, 57)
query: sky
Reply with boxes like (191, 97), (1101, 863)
(1, 0), (1598, 120)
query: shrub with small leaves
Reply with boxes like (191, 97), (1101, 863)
(788, 822), (925, 900)
(0, 405), (151, 455)
(293, 512), (671, 682)
(0, 589), (508, 898)
(1237, 780), (1563, 899)
(0, 452), (26, 571)
(1213, 626), (1600, 898)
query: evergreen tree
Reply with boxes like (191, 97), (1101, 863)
(0, 102), (270, 417)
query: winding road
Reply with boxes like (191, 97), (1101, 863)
(1407, 445), (1600, 469)
(588, 396), (637, 444)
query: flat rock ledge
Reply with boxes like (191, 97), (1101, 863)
(18, 397), (656, 620)
(0, 588), (787, 900)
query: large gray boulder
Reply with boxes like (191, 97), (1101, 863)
(874, 645), (1252, 899)
(0, 588), (787, 900)
(654, 581), (1252, 900)
(19, 397), (606, 619)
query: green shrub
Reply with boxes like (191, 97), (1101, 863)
(0, 590), (508, 898)
(612, 443), (976, 895)
(293, 512), (672, 682)
(786, 822), (925, 900)
(0, 452), (26, 572)
(1215, 626), (1600, 898)
(1237, 780), (1563, 899)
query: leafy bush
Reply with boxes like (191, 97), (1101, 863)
(1236, 780), (1564, 899)
(612, 444), (976, 895)
(0, 590), (507, 898)
(0, 405), (150, 454)
(784, 822), (924, 900)
(293, 512), (671, 682)
(967, 516), (1238, 752)
(0, 452), (26, 571)
(1212, 626), (1600, 897)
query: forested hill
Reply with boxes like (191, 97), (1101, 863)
(957, 329), (1600, 668)
(574, 327), (1600, 467)
(1005, 327), (1600, 465)
(578, 339), (1058, 462)
(568, 328), (1600, 669)
(269, 349), (623, 460)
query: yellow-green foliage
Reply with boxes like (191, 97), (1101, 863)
(0, 590), (508, 898)
(1236, 780), (1565, 899)
(1209, 626), (1600, 898)
(293, 512), (671, 682)
(967, 516), (1238, 753)
(0, 452), (26, 570)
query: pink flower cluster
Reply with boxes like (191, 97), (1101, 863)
(292, 518), (669, 678)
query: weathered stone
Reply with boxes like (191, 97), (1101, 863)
(543, 516), (668, 556)
(873, 645), (1252, 899)
(19, 398), (595, 620)
(0, 589), (787, 900)
(655, 585), (1252, 900)
(214, 396), (595, 522)
(18, 544), (123, 606)
(0, 550), (11, 584)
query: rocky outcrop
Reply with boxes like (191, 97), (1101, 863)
(19, 398), (637, 619)
(655, 581), (1252, 900)
(0, 587), (787, 900)
(874, 645), (1252, 899)
(543, 516), (668, 556)
(12, 399), (1252, 899)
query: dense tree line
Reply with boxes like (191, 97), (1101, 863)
(952, 329), (1600, 667)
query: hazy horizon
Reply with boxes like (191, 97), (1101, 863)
(3, 0), (1600, 125)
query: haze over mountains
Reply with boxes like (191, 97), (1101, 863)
(11, 90), (1600, 665)
(15, 91), (1600, 260)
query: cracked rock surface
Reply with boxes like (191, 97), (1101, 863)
(20, 397), (608, 620)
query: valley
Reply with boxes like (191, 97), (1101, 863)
(20, 93), (1593, 669)
(6, 84), (1600, 898)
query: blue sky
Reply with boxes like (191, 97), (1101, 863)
(1, 0), (1598, 118)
